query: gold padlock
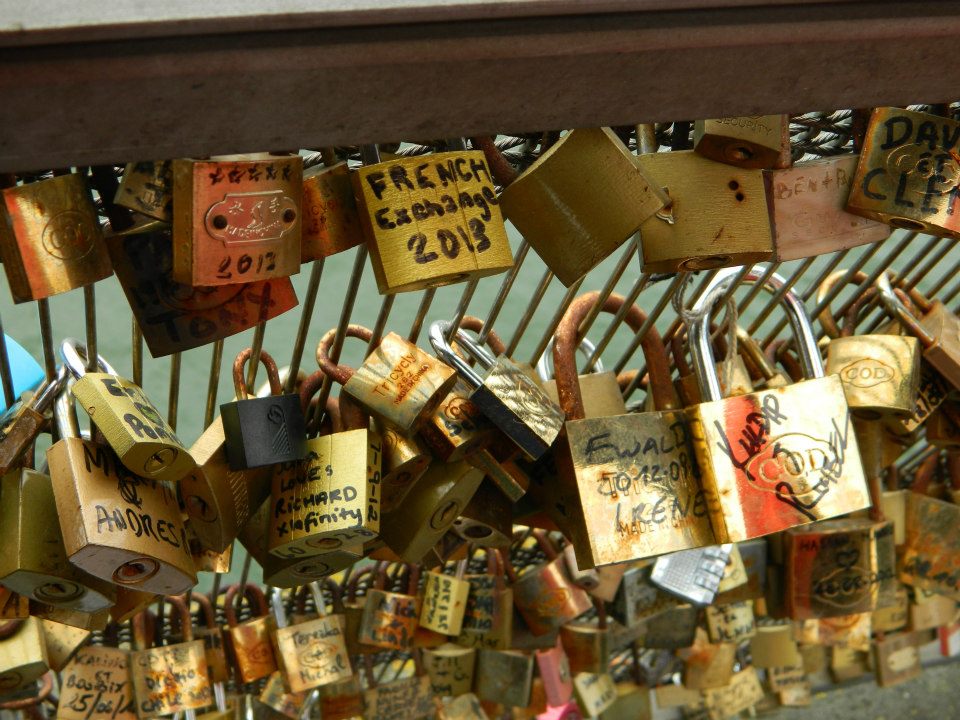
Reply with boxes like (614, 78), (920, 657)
(47, 377), (197, 596)
(224, 584), (277, 684)
(539, 335), (627, 420)
(63, 340), (195, 483)
(420, 561), (471, 636)
(422, 642), (476, 698)
(474, 648), (534, 710)
(362, 670), (436, 720)
(684, 266), (870, 542)
(57, 643), (136, 720)
(873, 631), (922, 687)
(375, 420), (432, 513)
(701, 666), (764, 719)
(450, 480), (514, 548)
(301, 161), (364, 261)
(704, 601), (756, 645)
(456, 549), (513, 651)
(0, 464), (116, 612)
(680, 630), (735, 691)
(498, 128), (667, 286)
(357, 563), (421, 651)
(673, 326), (755, 405)
(115, 161), (173, 222)
(748, 624), (801, 668)
(0, 172), (113, 303)
(172, 153), (303, 286)
(352, 149), (514, 293)
(694, 115), (789, 169)
(636, 150), (772, 272)
(572, 671), (617, 718)
(38, 618), (89, 672)
(551, 291), (715, 567)
(558, 600), (608, 675)
(0, 619), (49, 695)
(130, 600), (211, 717)
(901, 488), (960, 600)
(847, 106), (960, 237)
(191, 593), (229, 684)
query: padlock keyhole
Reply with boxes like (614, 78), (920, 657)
(113, 557), (160, 584)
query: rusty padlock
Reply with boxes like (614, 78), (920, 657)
(225, 584), (277, 684)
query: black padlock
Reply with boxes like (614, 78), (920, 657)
(220, 348), (306, 470)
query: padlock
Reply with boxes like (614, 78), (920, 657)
(47, 375), (197, 595)
(130, 599), (212, 717)
(534, 638), (573, 707)
(694, 114), (789, 169)
(824, 285), (921, 417)
(257, 670), (307, 719)
(701, 666), (764, 719)
(439, 693), (489, 720)
(62, 340), (195, 482)
(497, 127), (667, 286)
(748, 624), (801, 668)
(673, 327), (755, 405)
(562, 545), (625, 604)
(679, 630), (735, 691)
(925, 402), (960, 447)
(704, 601), (756, 644)
(224, 584), (277, 683)
(636, 150), (772, 272)
(220, 348), (306, 470)
(909, 587), (956, 631)
(0, 619), (48, 695)
(735, 325), (790, 390)
(784, 517), (898, 620)
(115, 161), (173, 221)
(301, 161), (364, 261)
(431, 321), (564, 460)
(549, 290), (715, 567)
(107, 232), (298, 357)
(171, 153), (302, 286)
(765, 664), (807, 694)
(538, 336), (627, 420)
(474, 648), (535, 710)
(684, 266), (870, 542)
(873, 632), (922, 687)
(456, 549), (513, 651)
(0, 172), (113, 303)
(420, 561), (471, 636)
(640, 603), (700, 649)
(451, 479), (514, 548)
(571, 671), (617, 718)
(829, 646), (871, 683)
(379, 457), (483, 563)
(319, 672), (366, 720)
(192, 593), (229, 684)
(181, 415), (272, 554)
(0, 461), (116, 612)
(358, 562), (421, 651)
(847, 106), (960, 237)
(506, 531), (592, 636)
(764, 154), (891, 260)
(715, 538), (767, 604)
(271, 585), (352, 692)
(559, 601), (608, 675)
(873, 586), (910, 633)
(376, 420), (432, 513)
(363, 670), (436, 720)
(422, 642), (477, 698)
(186, 522), (233, 574)
(599, 681), (651, 720)
(876, 270), (960, 391)
(901, 488), (960, 600)
(318, 324), (456, 435)
(352, 149), (514, 293)
(38, 618), (89, 672)
(58, 641), (137, 720)
(609, 561), (678, 628)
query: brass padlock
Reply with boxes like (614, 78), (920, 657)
(901, 489), (960, 600)
(431, 321), (564, 460)
(130, 600), (212, 717)
(550, 291), (715, 567)
(639, 603), (699, 649)
(571, 671), (617, 718)
(301, 161), (364, 261)
(498, 127), (667, 286)
(694, 115), (789, 169)
(824, 285), (921, 418)
(0, 463), (116, 612)
(39, 618), (89, 672)
(784, 517), (897, 619)
(318, 324), (456, 435)
(673, 326), (755, 405)
(636, 150), (772, 273)
(115, 161), (173, 221)
(609, 561), (679, 628)
(507, 531), (592, 636)
(439, 693), (489, 720)
(562, 544), (625, 603)
(538, 336), (627, 420)
(873, 632), (922, 687)
(451, 480), (514, 548)
(191, 593), (229, 684)
(220, 348), (306, 470)
(47, 377), (197, 595)
(376, 420), (432, 513)
(764, 155), (890, 260)
(847, 106), (960, 237)
(701, 666), (764, 719)
(224, 584), (277, 684)
(0, 619), (49, 695)
(559, 601), (608, 675)
(876, 271), (960, 391)
(736, 325), (790, 391)
(684, 266), (870, 541)
(474, 648), (534, 710)
(0, 172), (113, 303)
(270, 585), (352, 692)
(107, 232), (298, 357)
(456, 549), (513, 651)
(420, 561), (471, 636)
(352, 149), (514, 293)
(0, 369), (64, 477)
(680, 630), (735, 691)
(909, 587), (956, 631)
(171, 153), (302, 286)
(63, 341), (195, 483)
(268, 375), (381, 558)
(599, 681), (651, 720)
(358, 562), (421, 651)
(704, 600), (756, 645)
(363, 671), (436, 720)
(181, 416), (272, 554)
(57, 643), (136, 720)
(748, 624), (801, 668)
(257, 670), (307, 719)
(873, 586), (910, 633)
(422, 642), (476, 698)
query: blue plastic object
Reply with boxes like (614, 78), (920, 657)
(0, 334), (44, 414)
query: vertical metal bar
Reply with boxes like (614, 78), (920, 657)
(37, 299), (55, 380)
(446, 277), (480, 342)
(131, 318), (143, 386)
(528, 277), (586, 366)
(583, 273), (651, 372)
(0, 315), (15, 408)
(407, 289), (436, 344)
(615, 274), (686, 378)
(367, 295), (396, 352)
(478, 241), (530, 346)
(167, 353), (181, 432)
(84, 285), (97, 372)
(576, 237), (639, 340)
(505, 268), (553, 357)
(204, 340), (223, 427)
(830, 234), (914, 325)
(284, 259), (324, 394)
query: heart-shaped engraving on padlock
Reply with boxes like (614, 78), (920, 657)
(835, 547), (860, 570)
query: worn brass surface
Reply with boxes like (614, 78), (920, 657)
(901, 493), (960, 599)
(826, 335), (920, 416)
(420, 571), (470, 636)
(301, 162), (364, 261)
(377, 422), (431, 513)
(130, 639), (211, 716)
(229, 615), (277, 683)
(702, 667), (764, 718)
(422, 643), (475, 698)
(420, 383), (495, 462)
(705, 601), (756, 644)
(543, 372), (626, 420)
(273, 616), (352, 692)
(475, 649), (534, 709)
(362, 675), (435, 720)
(511, 556), (592, 636)
(694, 115), (788, 169)
(749, 625), (801, 668)
(357, 588), (419, 651)
(873, 632), (922, 687)
(572, 671), (616, 718)
(0, 617), (47, 694)
(115, 161), (173, 222)
(58, 646), (136, 720)
(39, 618), (89, 672)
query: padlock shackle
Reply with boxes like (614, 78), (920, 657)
(532, 528), (559, 560)
(554, 291), (676, 420)
(339, 394), (369, 432)
(346, 566), (374, 602)
(233, 348), (281, 400)
(270, 586), (288, 629)
(764, 340), (804, 383)
(735, 325), (778, 381)
(536, 335), (604, 382)
(166, 595), (195, 642)
(688, 265), (823, 403)
(308, 582), (326, 618)
(60, 338), (119, 378)
(315, 325), (375, 386)
(876, 271), (937, 349)
(470, 136), (518, 187)
(53, 375), (81, 440)
(132, 610), (155, 651)
(459, 316), (507, 356)
(224, 583), (270, 627)
(429, 321), (494, 389)
(818, 269), (931, 339)
(192, 593), (218, 629)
